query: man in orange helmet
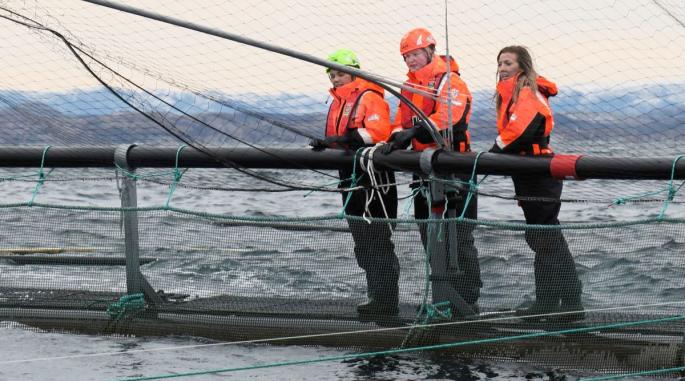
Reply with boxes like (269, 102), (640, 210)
(383, 28), (481, 314)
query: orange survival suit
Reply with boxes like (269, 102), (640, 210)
(325, 77), (400, 312)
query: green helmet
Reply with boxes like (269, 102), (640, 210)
(326, 48), (360, 73)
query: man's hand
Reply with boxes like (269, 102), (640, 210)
(412, 120), (436, 144)
(488, 143), (503, 153)
(380, 128), (416, 154)
(309, 136), (348, 151)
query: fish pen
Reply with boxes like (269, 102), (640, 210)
(0, 145), (684, 376)
(1, 1), (684, 379)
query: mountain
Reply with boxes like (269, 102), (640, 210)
(0, 84), (682, 150)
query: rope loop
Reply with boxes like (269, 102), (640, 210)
(164, 145), (188, 210)
(28, 145), (52, 206)
(106, 293), (146, 321)
(658, 154), (685, 220)
(458, 151), (483, 220)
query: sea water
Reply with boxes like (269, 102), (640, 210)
(0, 167), (681, 381)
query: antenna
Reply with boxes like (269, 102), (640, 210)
(443, 0), (454, 151)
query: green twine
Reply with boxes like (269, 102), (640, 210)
(106, 293), (145, 321)
(611, 155), (685, 216)
(302, 177), (350, 198)
(163, 145), (188, 210)
(402, 183), (439, 348)
(580, 365), (685, 381)
(339, 147), (365, 217)
(401, 186), (422, 218)
(404, 153), (485, 335)
(5, 200), (685, 230)
(114, 165), (182, 181)
(114, 163), (140, 181)
(28, 145), (52, 206)
(657, 154), (685, 220)
(420, 301), (453, 322)
(115, 314), (685, 381)
(459, 151), (485, 220)
(0, 173), (42, 182)
(611, 189), (664, 206)
(401, 186), (431, 345)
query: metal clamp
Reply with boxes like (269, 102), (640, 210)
(114, 144), (137, 171)
(420, 148), (439, 175)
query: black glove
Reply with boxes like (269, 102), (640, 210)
(488, 143), (503, 153)
(412, 120), (436, 144)
(380, 128), (416, 154)
(309, 138), (327, 151)
(309, 136), (348, 151)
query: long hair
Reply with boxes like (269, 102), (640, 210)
(495, 46), (539, 115)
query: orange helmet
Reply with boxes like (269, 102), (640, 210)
(400, 28), (436, 55)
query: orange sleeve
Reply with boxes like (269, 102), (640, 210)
(428, 75), (471, 131)
(390, 104), (403, 135)
(494, 88), (544, 151)
(352, 92), (392, 144)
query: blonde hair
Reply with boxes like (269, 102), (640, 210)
(495, 46), (538, 115)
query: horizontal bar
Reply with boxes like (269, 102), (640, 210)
(0, 256), (157, 266)
(0, 145), (682, 180)
(0, 247), (96, 254)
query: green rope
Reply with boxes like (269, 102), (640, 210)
(115, 314), (685, 381)
(611, 155), (684, 212)
(28, 145), (52, 206)
(420, 301), (452, 322)
(8, 196), (685, 230)
(405, 155), (485, 333)
(339, 148), (364, 217)
(163, 145), (187, 210)
(303, 177), (350, 198)
(459, 151), (484, 220)
(106, 293), (145, 321)
(0, 172), (43, 182)
(401, 184), (432, 347)
(6, 200), (685, 230)
(612, 188), (665, 206)
(114, 163), (140, 181)
(402, 184), (455, 347)
(400, 186), (422, 217)
(114, 164), (180, 181)
(580, 365), (685, 381)
(657, 154), (685, 220)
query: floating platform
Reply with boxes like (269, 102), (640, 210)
(1, 287), (684, 374)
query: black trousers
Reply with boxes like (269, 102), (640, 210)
(341, 170), (400, 307)
(413, 179), (482, 305)
(513, 175), (582, 305)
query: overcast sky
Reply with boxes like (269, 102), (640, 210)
(1, 0), (683, 95)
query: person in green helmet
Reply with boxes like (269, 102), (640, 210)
(309, 49), (400, 319)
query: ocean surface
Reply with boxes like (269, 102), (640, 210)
(1, 167), (683, 381)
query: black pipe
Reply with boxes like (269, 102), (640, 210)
(0, 146), (116, 167)
(0, 145), (683, 180)
(576, 156), (685, 180)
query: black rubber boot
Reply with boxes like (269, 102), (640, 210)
(557, 284), (585, 322)
(555, 252), (584, 323)
(357, 298), (399, 316)
(516, 260), (560, 321)
(515, 297), (560, 321)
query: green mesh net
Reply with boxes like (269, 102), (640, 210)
(0, 0), (684, 379)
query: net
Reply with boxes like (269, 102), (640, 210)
(1, 0), (684, 195)
(1, 203), (684, 373)
(0, 0), (684, 378)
